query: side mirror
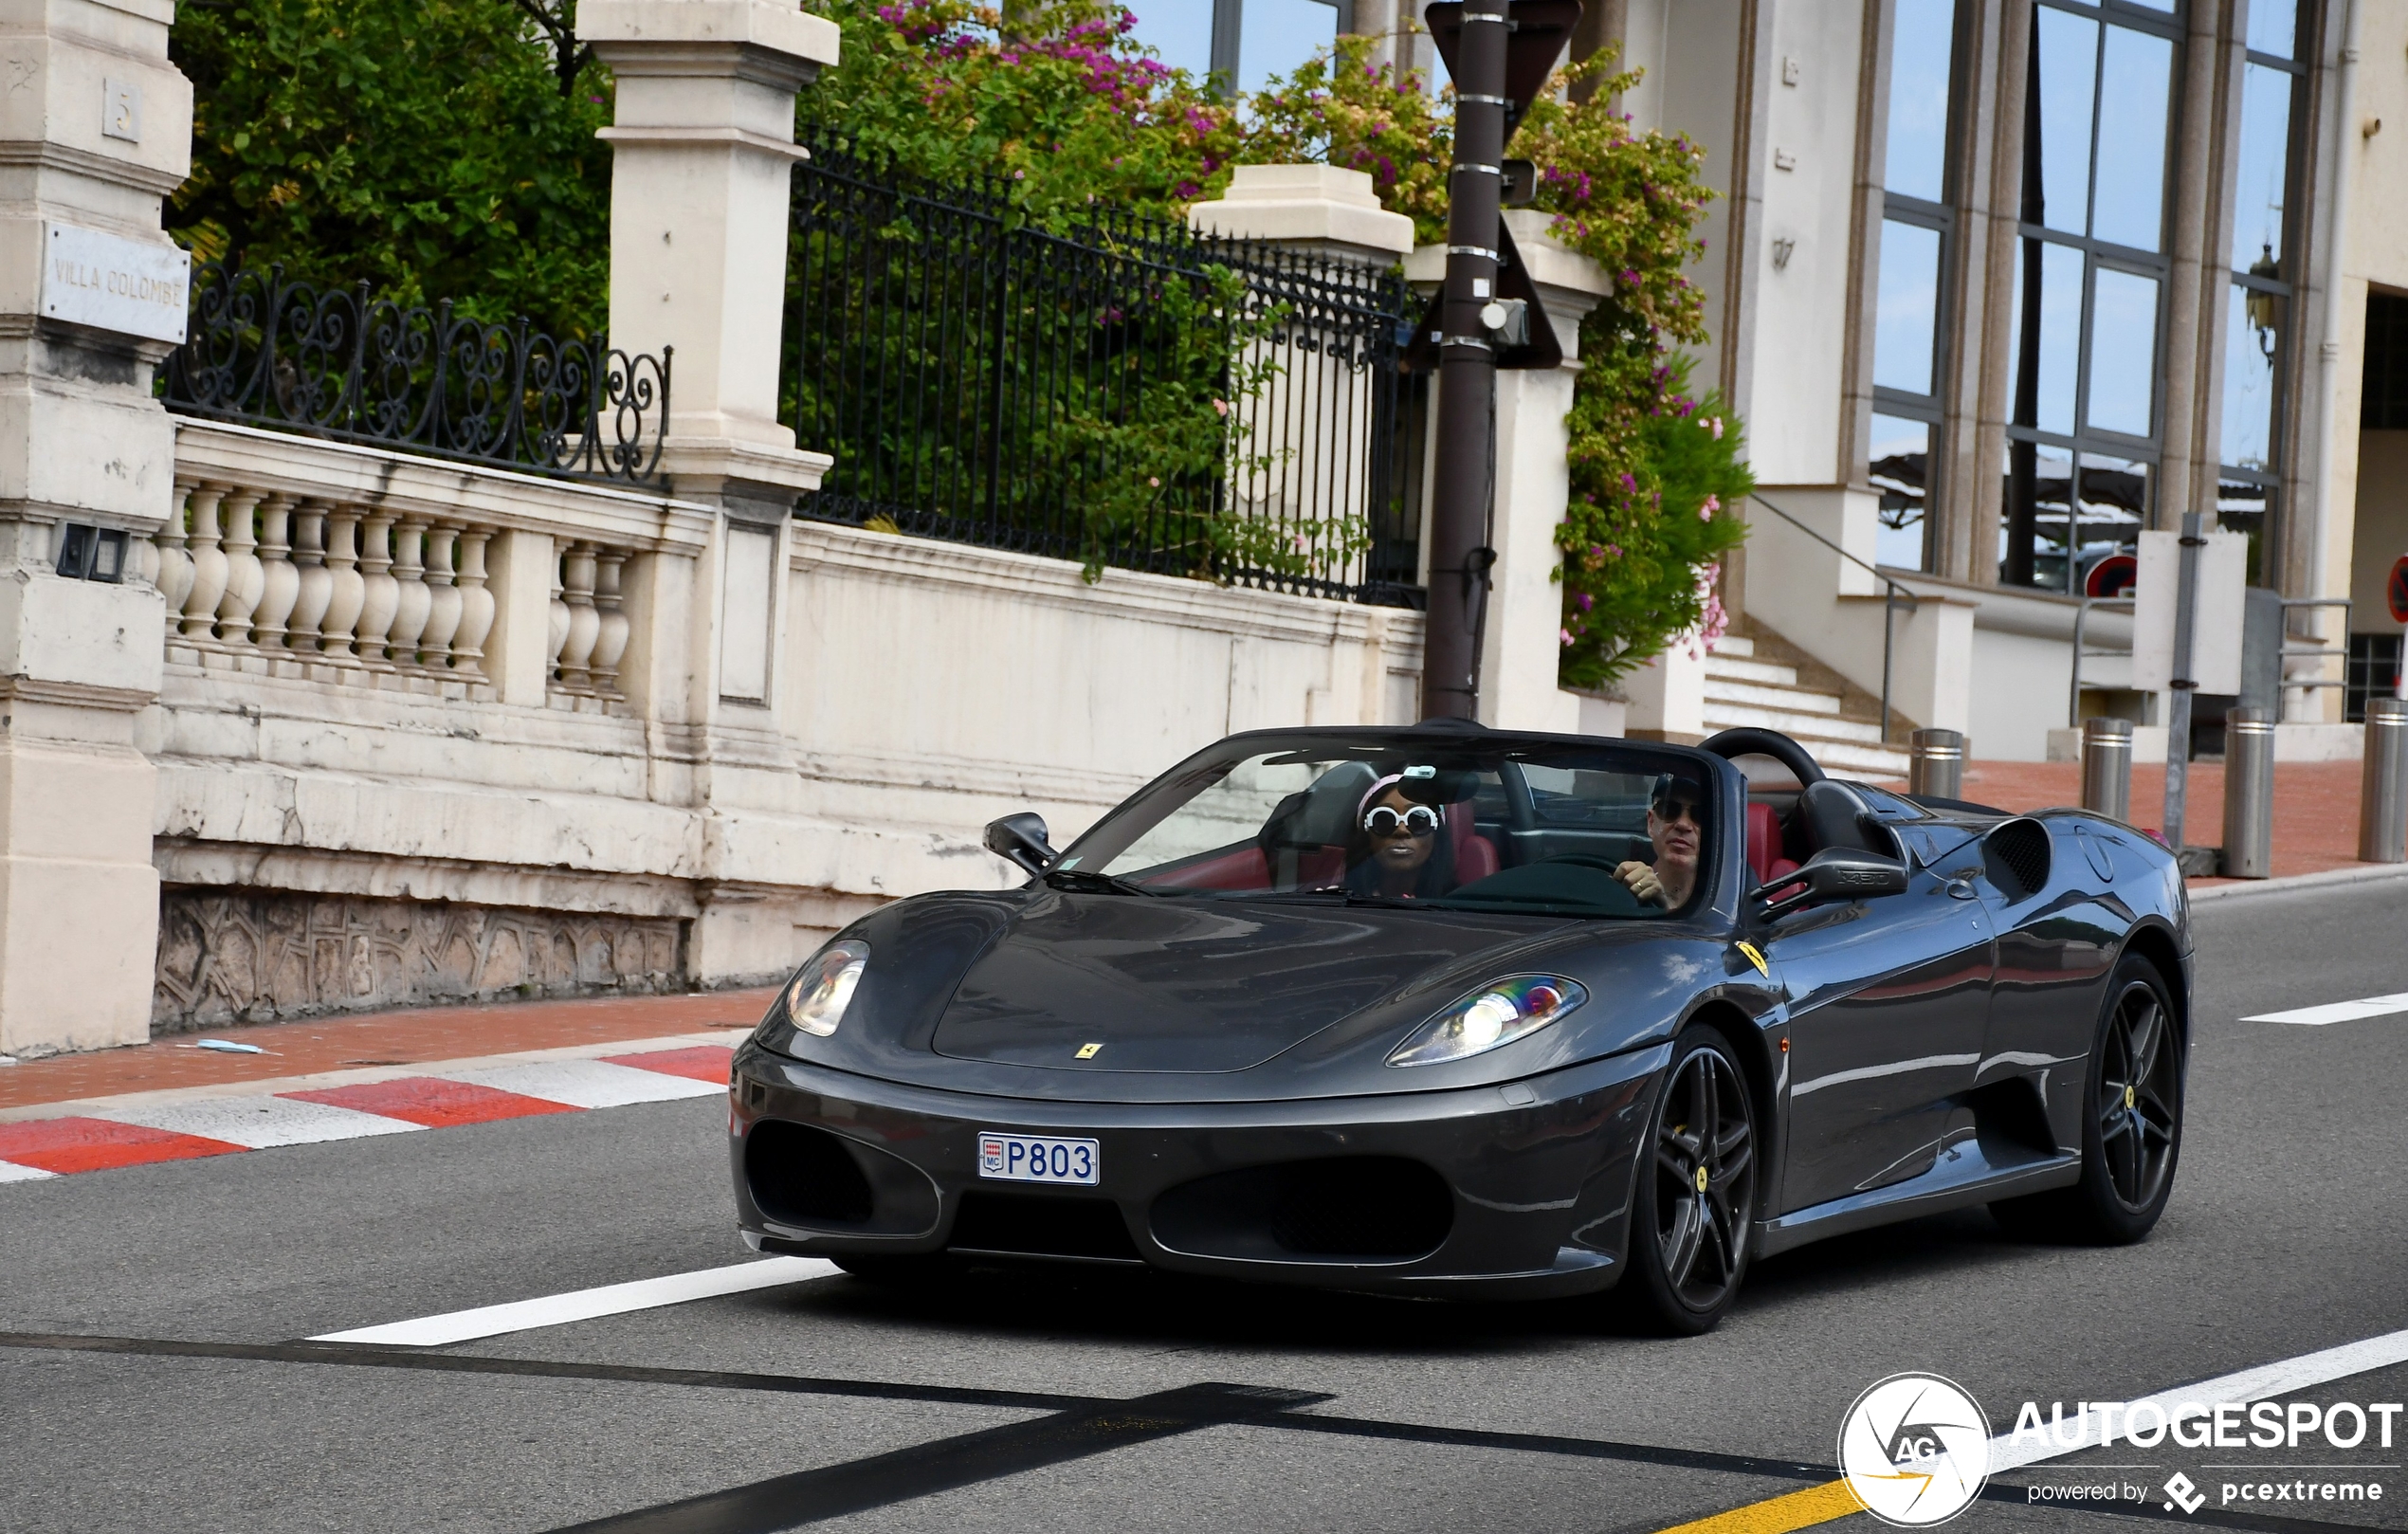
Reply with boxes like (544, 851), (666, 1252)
(984, 813), (1056, 877)
(1751, 848), (1910, 916)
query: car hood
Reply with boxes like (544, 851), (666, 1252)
(930, 889), (1560, 1072)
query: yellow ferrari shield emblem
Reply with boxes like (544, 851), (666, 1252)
(2125, 1083), (2136, 1109)
(1076, 1042), (1103, 1060)
(1695, 1164), (1710, 1193)
(1736, 941), (1769, 977)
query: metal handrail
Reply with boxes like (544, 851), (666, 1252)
(2069, 594), (2136, 728)
(1748, 493), (1919, 744)
(2278, 596), (2354, 692)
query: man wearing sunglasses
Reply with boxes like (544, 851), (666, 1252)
(1615, 774), (1706, 910)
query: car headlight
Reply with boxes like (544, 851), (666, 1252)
(781, 940), (868, 1037)
(1386, 976), (1587, 1068)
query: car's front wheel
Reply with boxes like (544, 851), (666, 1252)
(1992, 953), (2183, 1243)
(1621, 1024), (1759, 1335)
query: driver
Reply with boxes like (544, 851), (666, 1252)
(1615, 775), (1705, 909)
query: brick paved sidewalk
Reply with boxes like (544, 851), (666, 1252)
(0, 987), (777, 1112)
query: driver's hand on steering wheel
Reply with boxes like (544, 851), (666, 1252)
(1614, 860), (1666, 906)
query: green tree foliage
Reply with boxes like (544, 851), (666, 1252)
(168, 0), (614, 331)
(802, 0), (1243, 225)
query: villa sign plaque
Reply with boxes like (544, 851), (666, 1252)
(39, 222), (190, 344)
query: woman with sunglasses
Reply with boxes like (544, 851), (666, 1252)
(1346, 774), (1456, 901)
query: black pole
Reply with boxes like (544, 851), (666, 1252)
(2005, 29), (2044, 588)
(1420, 0), (1508, 721)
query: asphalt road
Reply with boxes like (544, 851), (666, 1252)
(8, 877), (2408, 1533)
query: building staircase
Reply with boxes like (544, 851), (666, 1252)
(1703, 626), (1913, 779)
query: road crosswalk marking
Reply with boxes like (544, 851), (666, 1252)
(2241, 991), (2408, 1026)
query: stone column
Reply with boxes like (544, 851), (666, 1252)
(0, 0), (192, 1054)
(583, 0), (837, 984)
(1188, 165), (1418, 727)
(1403, 210), (1615, 735)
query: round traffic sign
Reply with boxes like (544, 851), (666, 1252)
(2389, 555), (2408, 624)
(2086, 553), (2138, 599)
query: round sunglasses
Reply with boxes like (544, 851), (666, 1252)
(1363, 804), (1441, 838)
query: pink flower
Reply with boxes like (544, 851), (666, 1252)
(1212, 398), (1229, 417)
(1560, 628), (1576, 647)
(1710, 417), (1724, 440)
(1147, 476), (1160, 487)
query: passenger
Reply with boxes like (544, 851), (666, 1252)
(1616, 775), (1706, 909)
(1347, 774), (1455, 900)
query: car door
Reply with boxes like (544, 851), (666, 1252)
(1766, 849), (1996, 1214)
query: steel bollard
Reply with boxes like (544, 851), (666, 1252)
(2081, 717), (2134, 823)
(1908, 729), (1964, 800)
(2220, 706), (2274, 878)
(2361, 699), (2408, 863)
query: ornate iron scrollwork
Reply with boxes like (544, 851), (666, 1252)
(161, 263), (671, 485)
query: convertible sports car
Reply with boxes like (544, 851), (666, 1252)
(729, 721), (2190, 1333)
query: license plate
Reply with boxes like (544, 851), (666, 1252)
(976, 1131), (1099, 1185)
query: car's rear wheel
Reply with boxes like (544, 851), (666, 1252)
(1992, 954), (2183, 1244)
(1621, 1025), (1758, 1335)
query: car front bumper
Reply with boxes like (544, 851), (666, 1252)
(728, 1039), (1669, 1300)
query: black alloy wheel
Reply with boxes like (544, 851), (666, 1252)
(1993, 953), (2184, 1243)
(1624, 1026), (1758, 1335)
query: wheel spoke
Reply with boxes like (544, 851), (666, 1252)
(1718, 1138), (1754, 1184)
(2126, 997), (2163, 1085)
(1657, 1143), (1693, 1180)
(1697, 1200), (1734, 1284)
(1663, 1196), (1703, 1287)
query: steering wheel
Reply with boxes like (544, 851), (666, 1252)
(1699, 727), (1826, 787)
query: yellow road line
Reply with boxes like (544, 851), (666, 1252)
(1652, 1479), (1866, 1534)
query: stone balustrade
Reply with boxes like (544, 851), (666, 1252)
(154, 420), (706, 712)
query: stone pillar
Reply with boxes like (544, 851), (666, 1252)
(583, 0), (837, 984)
(0, 0), (191, 1055)
(1187, 164), (1416, 727)
(1402, 210), (1613, 734)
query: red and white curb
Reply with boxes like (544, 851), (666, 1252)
(0, 1037), (739, 1181)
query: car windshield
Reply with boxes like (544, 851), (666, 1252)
(1050, 736), (1717, 919)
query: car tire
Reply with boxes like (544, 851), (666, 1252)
(1991, 954), (2183, 1245)
(1618, 1023), (1759, 1336)
(830, 1253), (959, 1288)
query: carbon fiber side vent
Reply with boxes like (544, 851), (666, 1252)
(1983, 819), (2052, 901)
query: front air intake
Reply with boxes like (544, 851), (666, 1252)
(744, 1121), (874, 1225)
(1152, 1157), (1453, 1263)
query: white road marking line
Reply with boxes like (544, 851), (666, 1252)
(0, 1160), (55, 1181)
(309, 1256), (840, 1346)
(96, 1095), (424, 1149)
(2241, 991), (2408, 1026)
(429, 1058), (724, 1109)
(1991, 1324), (2408, 1471)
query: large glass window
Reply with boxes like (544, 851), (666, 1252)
(2218, 0), (2303, 583)
(2004, 0), (2181, 592)
(1871, 0), (1961, 573)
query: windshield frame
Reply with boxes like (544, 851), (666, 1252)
(1044, 726), (1739, 922)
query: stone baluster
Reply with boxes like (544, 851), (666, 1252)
(387, 516), (431, 670)
(319, 504), (365, 664)
(155, 477), (195, 637)
(212, 488), (265, 649)
(557, 541), (600, 693)
(546, 547), (571, 685)
(356, 510), (399, 670)
(421, 522), (463, 671)
(452, 528), (496, 680)
(287, 502), (333, 658)
(252, 494), (301, 652)
(180, 482), (228, 642)
(591, 548), (630, 697)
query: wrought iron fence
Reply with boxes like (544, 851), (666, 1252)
(160, 263), (672, 485)
(785, 135), (1426, 605)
